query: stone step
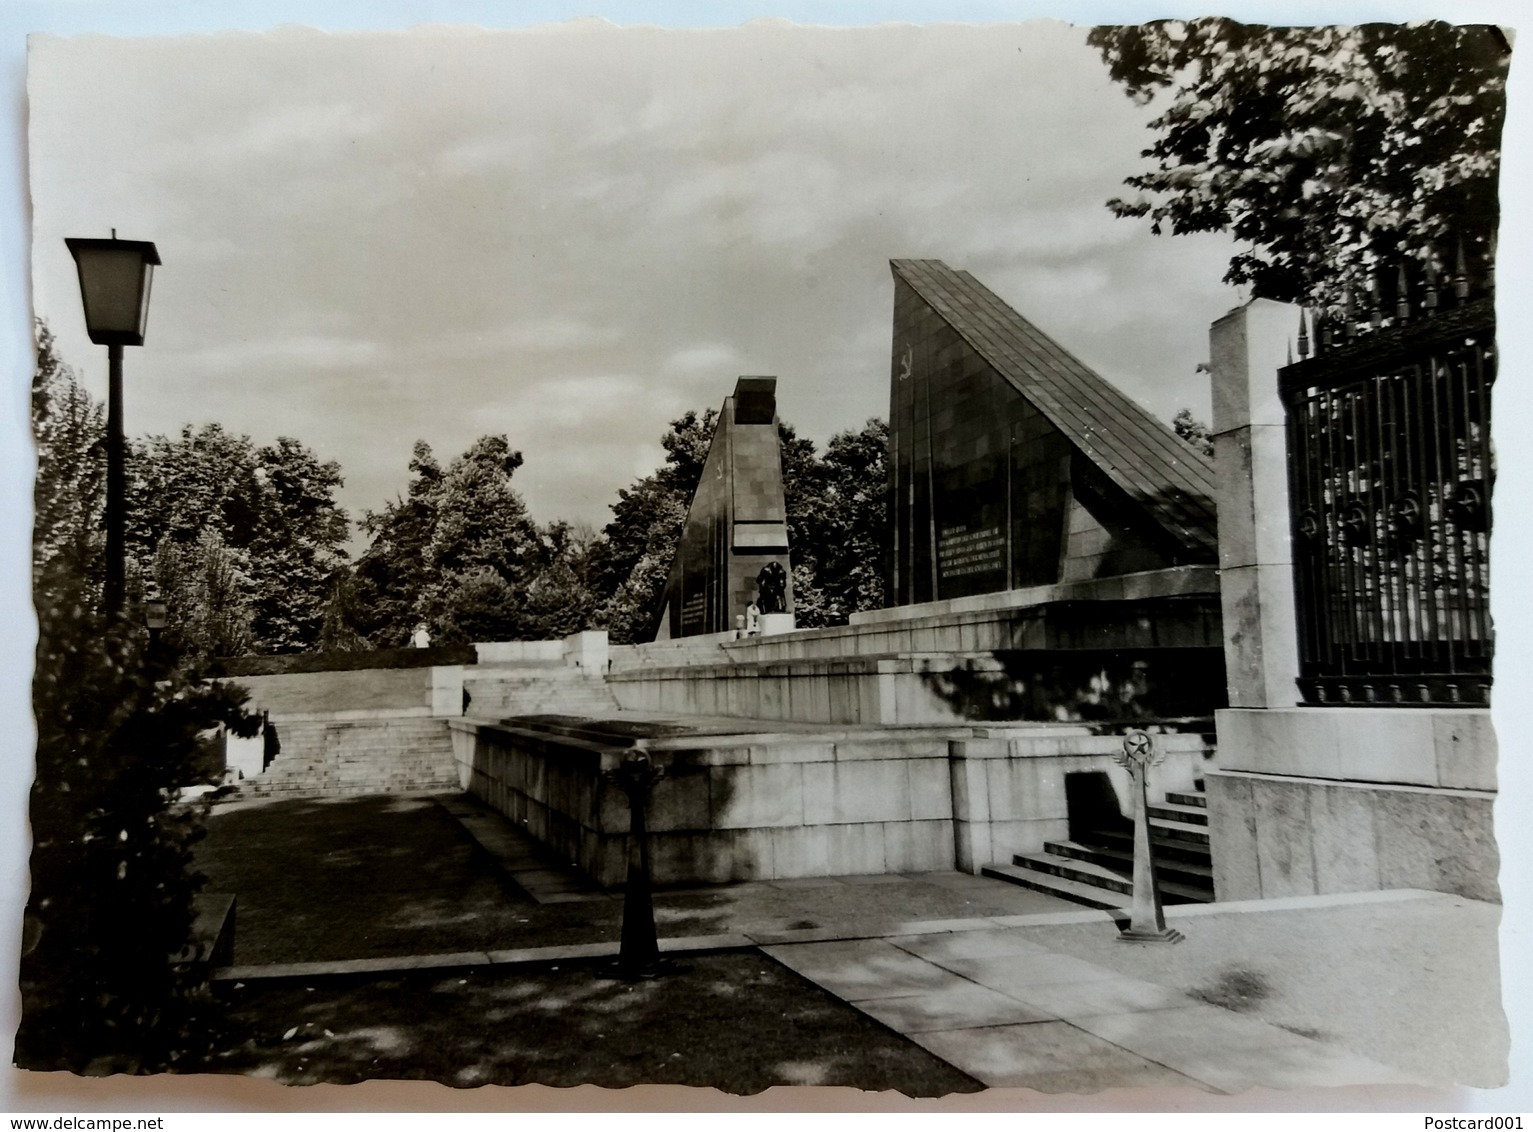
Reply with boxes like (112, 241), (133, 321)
(980, 863), (1126, 911)
(1009, 852), (1211, 904)
(1146, 801), (1209, 827)
(277, 720), (452, 731)
(235, 715), (457, 799)
(1080, 827), (1212, 866)
(1043, 839), (1213, 889)
(1164, 790), (1207, 809)
(1146, 817), (1210, 846)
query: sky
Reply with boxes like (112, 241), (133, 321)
(6, 0), (1533, 1115)
(25, 20), (1242, 546)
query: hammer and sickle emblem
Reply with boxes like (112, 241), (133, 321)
(898, 345), (913, 382)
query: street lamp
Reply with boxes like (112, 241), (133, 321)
(66, 232), (161, 618)
(145, 594), (168, 638)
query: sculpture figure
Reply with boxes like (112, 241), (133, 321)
(756, 561), (787, 615)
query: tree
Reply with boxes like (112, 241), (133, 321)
(31, 320), (105, 605)
(801, 419), (889, 623)
(416, 435), (542, 644)
(1172, 409), (1214, 457)
(520, 521), (603, 640)
(316, 568), (373, 652)
(350, 435), (547, 646)
(151, 530), (254, 658)
(247, 437), (351, 651)
(594, 411), (890, 639)
(350, 440), (444, 648)
(593, 409), (718, 644)
(126, 424), (349, 654)
(1088, 20), (1509, 307)
(22, 324), (257, 1072)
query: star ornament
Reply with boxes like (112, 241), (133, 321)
(1115, 728), (1162, 769)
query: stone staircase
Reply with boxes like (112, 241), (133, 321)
(608, 636), (735, 672)
(462, 666), (620, 718)
(232, 715), (459, 800)
(982, 784), (1215, 909)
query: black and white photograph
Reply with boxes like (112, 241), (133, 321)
(3, 1), (1529, 1112)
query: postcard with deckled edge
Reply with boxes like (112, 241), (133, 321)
(10, 13), (1520, 1110)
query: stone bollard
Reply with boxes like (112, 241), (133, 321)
(604, 751), (669, 978)
(1114, 729), (1184, 944)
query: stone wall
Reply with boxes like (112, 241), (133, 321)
(1207, 707), (1498, 903)
(448, 718), (1215, 886)
(609, 575), (1226, 726)
(608, 650), (1224, 727)
(951, 730), (1212, 871)
(1203, 300), (1499, 904)
(228, 667), (438, 717)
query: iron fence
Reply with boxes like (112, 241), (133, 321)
(1279, 297), (1494, 706)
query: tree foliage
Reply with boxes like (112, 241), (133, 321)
(1088, 20), (1509, 307)
(1172, 408), (1214, 457)
(127, 425), (349, 655)
(591, 409), (718, 644)
(592, 410), (889, 640)
(793, 419), (889, 626)
(22, 324), (257, 1072)
(31, 320), (105, 605)
(348, 440), (444, 648)
(347, 435), (555, 646)
(521, 521), (604, 640)
(151, 530), (254, 658)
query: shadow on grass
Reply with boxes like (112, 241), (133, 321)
(200, 795), (613, 964)
(201, 953), (982, 1095)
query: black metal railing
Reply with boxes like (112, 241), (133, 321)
(1279, 294), (1494, 707)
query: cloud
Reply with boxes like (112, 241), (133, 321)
(661, 343), (740, 375)
(430, 318), (624, 359)
(472, 372), (647, 431)
(28, 21), (1244, 535)
(178, 333), (383, 373)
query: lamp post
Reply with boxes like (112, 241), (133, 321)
(145, 593), (168, 658)
(66, 232), (161, 619)
(145, 595), (168, 640)
(603, 751), (666, 979)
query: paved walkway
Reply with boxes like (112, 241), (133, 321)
(213, 889), (1490, 1093)
(211, 792), (1504, 1093)
(763, 925), (1415, 1093)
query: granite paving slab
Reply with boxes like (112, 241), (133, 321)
(759, 938), (974, 1001)
(908, 1021), (1206, 1092)
(935, 952), (1121, 993)
(854, 982), (1056, 1033)
(1152, 1038), (1419, 1093)
(765, 919), (1424, 1093)
(999, 974), (1198, 1020)
(890, 928), (1056, 964)
(1076, 1003), (1323, 1057)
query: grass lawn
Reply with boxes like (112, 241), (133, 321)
(198, 795), (789, 965)
(199, 795), (650, 963)
(197, 953), (983, 1095)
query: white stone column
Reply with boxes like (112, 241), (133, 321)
(562, 629), (609, 674)
(430, 665), (465, 716)
(1210, 298), (1302, 708)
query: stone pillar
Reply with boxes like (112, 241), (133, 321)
(563, 629), (609, 674)
(758, 612), (795, 637)
(1209, 299), (1302, 708)
(430, 665), (465, 717)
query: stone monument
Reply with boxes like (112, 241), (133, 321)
(885, 259), (1218, 607)
(650, 377), (794, 640)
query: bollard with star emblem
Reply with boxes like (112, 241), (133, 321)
(1113, 729), (1184, 944)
